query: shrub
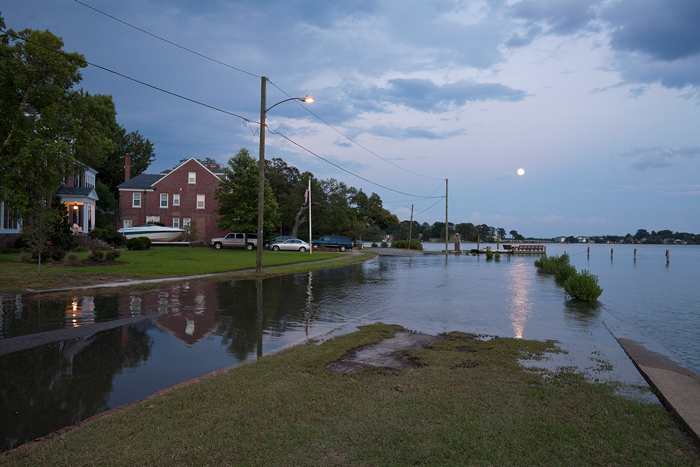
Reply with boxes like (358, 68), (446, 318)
(555, 264), (577, 283)
(534, 252), (570, 273)
(564, 270), (603, 302)
(371, 243), (378, 247)
(380, 241), (388, 248)
(88, 248), (105, 262)
(139, 236), (152, 249)
(89, 228), (105, 240)
(64, 252), (80, 264)
(485, 249), (494, 260)
(18, 251), (30, 262)
(105, 249), (121, 261)
(390, 239), (424, 250)
(30, 241), (66, 261)
(126, 238), (147, 250)
(494, 252), (501, 260)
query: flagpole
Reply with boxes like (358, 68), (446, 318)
(308, 178), (312, 255)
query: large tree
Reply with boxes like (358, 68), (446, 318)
(0, 20), (116, 217)
(215, 148), (278, 237)
(98, 126), (155, 197)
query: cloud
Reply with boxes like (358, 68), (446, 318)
(619, 146), (700, 171)
(369, 125), (466, 140)
(355, 78), (528, 113)
(604, 0), (700, 62)
(509, 0), (599, 36)
(508, 0), (700, 91)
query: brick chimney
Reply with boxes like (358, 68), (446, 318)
(125, 153), (131, 181)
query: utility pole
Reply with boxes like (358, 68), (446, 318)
(408, 204), (414, 250)
(256, 76), (267, 273)
(308, 178), (312, 255)
(445, 179), (448, 258)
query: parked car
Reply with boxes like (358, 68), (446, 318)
(311, 235), (353, 252)
(269, 238), (310, 252)
(264, 235), (296, 249)
(210, 233), (258, 250)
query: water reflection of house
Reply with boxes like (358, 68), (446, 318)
(153, 300), (217, 346)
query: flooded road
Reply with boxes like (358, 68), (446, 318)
(3, 246), (694, 451)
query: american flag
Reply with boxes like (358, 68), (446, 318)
(304, 187), (309, 205)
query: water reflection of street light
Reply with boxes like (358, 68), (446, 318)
(257, 76), (314, 273)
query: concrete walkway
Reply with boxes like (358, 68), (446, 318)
(24, 249), (365, 294)
(616, 338), (700, 444)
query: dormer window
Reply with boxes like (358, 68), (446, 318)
(188, 172), (196, 184)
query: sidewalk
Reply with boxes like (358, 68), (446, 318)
(25, 249), (365, 294)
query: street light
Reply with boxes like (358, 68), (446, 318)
(257, 76), (313, 273)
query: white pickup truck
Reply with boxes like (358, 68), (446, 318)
(210, 233), (258, 250)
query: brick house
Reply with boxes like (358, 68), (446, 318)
(117, 157), (227, 242)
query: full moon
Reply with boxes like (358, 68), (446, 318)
(517, 168), (525, 176)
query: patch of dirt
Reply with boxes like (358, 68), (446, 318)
(326, 331), (445, 374)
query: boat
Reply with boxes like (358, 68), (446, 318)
(118, 224), (184, 242)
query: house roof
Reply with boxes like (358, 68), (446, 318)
(56, 186), (95, 197)
(117, 158), (223, 191)
(117, 173), (164, 190)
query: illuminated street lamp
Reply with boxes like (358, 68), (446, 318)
(257, 76), (313, 273)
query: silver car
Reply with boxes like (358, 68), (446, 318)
(269, 238), (310, 252)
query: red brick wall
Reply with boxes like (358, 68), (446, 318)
(119, 159), (228, 242)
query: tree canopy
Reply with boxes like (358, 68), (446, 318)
(0, 20), (116, 217)
(216, 148), (279, 235)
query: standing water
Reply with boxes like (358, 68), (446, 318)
(1, 243), (698, 451)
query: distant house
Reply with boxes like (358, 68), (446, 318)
(577, 236), (590, 243)
(59, 168), (99, 234)
(553, 236), (566, 243)
(1, 167), (98, 248)
(117, 157), (228, 242)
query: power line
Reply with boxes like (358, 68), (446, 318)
(8, 26), (444, 202)
(71, 2), (447, 183)
(267, 80), (446, 182)
(5, 30), (254, 124)
(268, 128), (444, 200)
(73, 0), (260, 79)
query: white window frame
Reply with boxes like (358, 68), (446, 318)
(196, 194), (205, 209)
(132, 192), (141, 208)
(173, 218), (180, 229)
(146, 216), (161, 224)
(160, 193), (168, 208)
(183, 218), (191, 228)
(173, 194), (180, 206)
(188, 172), (196, 184)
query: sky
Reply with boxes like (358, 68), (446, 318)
(3, 0), (700, 238)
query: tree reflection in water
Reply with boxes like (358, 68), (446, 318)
(0, 325), (152, 451)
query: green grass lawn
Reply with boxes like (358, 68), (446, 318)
(0, 247), (370, 294)
(2, 324), (698, 466)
